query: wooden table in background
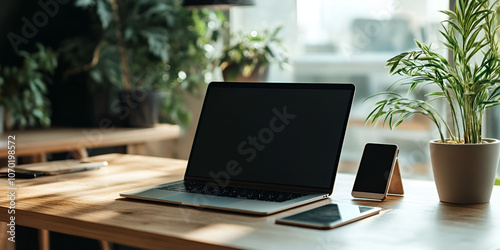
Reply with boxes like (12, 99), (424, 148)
(1, 154), (500, 249)
(0, 124), (180, 162)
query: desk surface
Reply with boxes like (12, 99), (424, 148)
(1, 154), (499, 250)
(0, 124), (180, 158)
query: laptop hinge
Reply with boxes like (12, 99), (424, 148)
(183, 176), (331, 194)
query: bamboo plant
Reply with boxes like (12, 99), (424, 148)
(366, 0), (500, 144)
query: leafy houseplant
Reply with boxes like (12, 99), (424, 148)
(62, 0), (224, 127)
(220, 26), (289, 82)
(0, 43), (57, 129)
(366, 0), (500, 203)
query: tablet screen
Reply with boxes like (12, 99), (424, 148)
(276, 203), (380, 229)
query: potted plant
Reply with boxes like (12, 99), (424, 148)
(366, 0), (500, 203)
(60, 0), (224, 128)
(0, 43), (58, 130)
(220, 26), (289, 82)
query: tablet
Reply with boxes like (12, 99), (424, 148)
(275, 203), (381, 229)
(16, 160), (107, 176)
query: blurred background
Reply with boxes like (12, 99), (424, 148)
(1, 0), (500, 181)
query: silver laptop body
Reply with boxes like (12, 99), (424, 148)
(121, 82), (355, 215)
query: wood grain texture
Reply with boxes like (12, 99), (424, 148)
(0, 124), (180, 158)
(1, 154), (500, 250)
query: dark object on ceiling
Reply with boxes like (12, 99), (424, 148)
(183, 0), (255, 9)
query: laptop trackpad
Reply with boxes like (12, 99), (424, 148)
(163, 192), (236, 206)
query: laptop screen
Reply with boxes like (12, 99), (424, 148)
(186, 82), (355, 191)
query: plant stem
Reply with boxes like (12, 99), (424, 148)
(109, 0), (131, 91)
(441, 77), (461, 141)
(62, 42), (104, 81)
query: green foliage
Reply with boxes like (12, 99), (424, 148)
(0, 43), (57, 129)
(495, 177), (500, 185)
(220, 26), (289, 80)
(366, 0), (500, 143)
(61, 0), (225, 127)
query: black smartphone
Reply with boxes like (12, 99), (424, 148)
(351, 143), (399, 200)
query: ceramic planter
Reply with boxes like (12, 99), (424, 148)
(430, 139), (500, 204)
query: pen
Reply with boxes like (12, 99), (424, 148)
(0, 171), (44, 179)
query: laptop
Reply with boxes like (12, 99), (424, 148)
(120, 82), (355, 215)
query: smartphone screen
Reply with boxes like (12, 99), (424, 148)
(352, 143), (398, 198)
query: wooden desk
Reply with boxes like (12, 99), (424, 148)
(1, 154), (500, 250)
(0, 124), (180, 162)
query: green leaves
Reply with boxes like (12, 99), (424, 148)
(0, 43), (57, 129)
(75, 0), (113, 28)
(96, 0), (112, 29)
(66, 0), (225, 127)
(141, 28), (169, 61)
(220, 25), (289, 77)
(75, 0), (94, 8)
(367, 0), (500, 143)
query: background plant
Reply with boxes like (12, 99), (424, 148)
(0, 43), (57, 129)
(60, 0), (224, 127)
(220, 25), (289, 81)
(366, 0), (500, 143)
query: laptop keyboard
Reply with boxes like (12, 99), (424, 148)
(157, 182), (307, 203)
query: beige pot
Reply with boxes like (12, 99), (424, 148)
(430, 139), (500, 204)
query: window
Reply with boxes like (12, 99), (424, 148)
(228, 0), (500, 180)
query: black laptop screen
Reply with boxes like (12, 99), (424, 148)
(185, 82), (355, 191)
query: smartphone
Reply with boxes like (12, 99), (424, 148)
(275, 203), (381, 229)
(351, 143), (399, 200)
